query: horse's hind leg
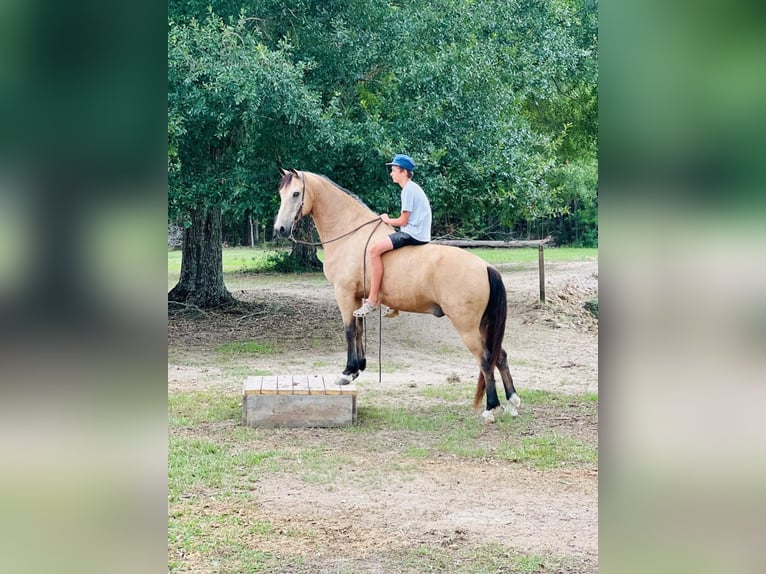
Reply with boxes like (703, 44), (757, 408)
(479, 350), (504, 422)
(455, 324), (504, 422)
(497, 349), (521, 416)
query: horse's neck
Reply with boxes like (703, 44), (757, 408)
(308, 176), (375, 241)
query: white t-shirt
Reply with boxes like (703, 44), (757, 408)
(400, 180), (432, 242)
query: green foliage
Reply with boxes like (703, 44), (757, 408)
(585, 297), (599, 318)
(169, 0), (598, 254)
(265, 250), (310, 273)
(168, 12), (321, 225)
(546, 154), (599, 246)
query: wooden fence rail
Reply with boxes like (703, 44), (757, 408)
(431, 236), (550, 303)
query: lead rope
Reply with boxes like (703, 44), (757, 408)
(361, 220), (384, 383)
(378, 308), (382, 383)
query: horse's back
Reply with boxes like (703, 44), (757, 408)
(380, 244), (492, 316)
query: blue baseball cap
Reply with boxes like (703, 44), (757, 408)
(386, 154), (416, 171)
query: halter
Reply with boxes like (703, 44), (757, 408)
(291, 172), (306, 226)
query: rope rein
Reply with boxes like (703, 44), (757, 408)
(360, 220), (385, 384)
(289, 217), (382, 247)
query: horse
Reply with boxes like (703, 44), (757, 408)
(273, 169), (521, 422)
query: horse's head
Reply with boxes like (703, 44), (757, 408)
(273, 168), (309, 238)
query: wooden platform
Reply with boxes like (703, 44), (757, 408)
(242, 375), (357, 428)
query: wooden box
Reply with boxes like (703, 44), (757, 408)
(242, 375), (357, 428)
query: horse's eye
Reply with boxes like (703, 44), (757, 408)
(293, 191), (300, 198)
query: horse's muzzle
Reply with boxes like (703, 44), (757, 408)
(274, 224), (290, 238)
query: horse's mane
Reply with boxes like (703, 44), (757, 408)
(315, 174), (368, 208)
(280, 169), (372, 211)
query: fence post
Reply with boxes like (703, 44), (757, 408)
(538, 244), (546, 303)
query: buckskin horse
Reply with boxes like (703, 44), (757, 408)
(273, 169), (520, 422)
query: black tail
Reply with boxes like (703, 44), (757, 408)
(473, 266), (508, 408)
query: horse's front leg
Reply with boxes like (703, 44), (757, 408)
(335, 291), (366, 385)
(336, 317), (366, 385)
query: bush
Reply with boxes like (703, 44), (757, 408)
(584, 298), (598, 319)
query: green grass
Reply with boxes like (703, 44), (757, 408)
(169, 391), (241, 427)
(404, 446), (431, 458)
(215, 341), (277, 356)
(358, 403), (470, 432)
(353, 389), (598, 468)
(419, 383), (475, 403)
(496, 435), (598, 469)
(469, 246), (597, 265)
(168, 388), (597, 572)
(167, 246), (282, 274)
(392, 543), (584, 574)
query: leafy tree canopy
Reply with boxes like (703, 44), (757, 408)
(169, 0), (598, 244)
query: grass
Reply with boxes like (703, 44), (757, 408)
(167, 244), (598, 572)
(168, 388), (596, 475)
(468, 246), (597, 265)
(498, 435), (598, 469)
(168, 390), (241, 427)
(167, 246), (282, 274)
(168, 387), (597, 572)
(419, 382), (475, 403)
(354, 389), (598, 468)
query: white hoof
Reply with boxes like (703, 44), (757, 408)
(480, 410), (495, 424)
(335, 372), (358, 386)
(505, 393), (521, 417)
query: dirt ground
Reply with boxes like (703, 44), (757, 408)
(168, 258), (599, 572)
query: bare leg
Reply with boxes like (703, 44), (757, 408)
(366, 237), (394, 305)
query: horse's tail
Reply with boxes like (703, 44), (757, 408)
(473, 266), (507, 409)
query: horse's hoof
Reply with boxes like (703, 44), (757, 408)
(384, 309), (399, 318)
(335, 373), (357, 386)
(480, 410), (495, 424)
(505, 393), (521, 417)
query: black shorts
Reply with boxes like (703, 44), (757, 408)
(389, 231), (428, 249)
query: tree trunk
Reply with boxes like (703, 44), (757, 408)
(288, 217), (322, 270)
(168, 206), (234, 308)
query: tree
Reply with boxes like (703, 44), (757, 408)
(168, 0), (599, 270)
(168, 13), (320, 307)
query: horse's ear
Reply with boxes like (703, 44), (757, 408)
(278, 167), (287, 176)
(289, 168), (298, 176)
